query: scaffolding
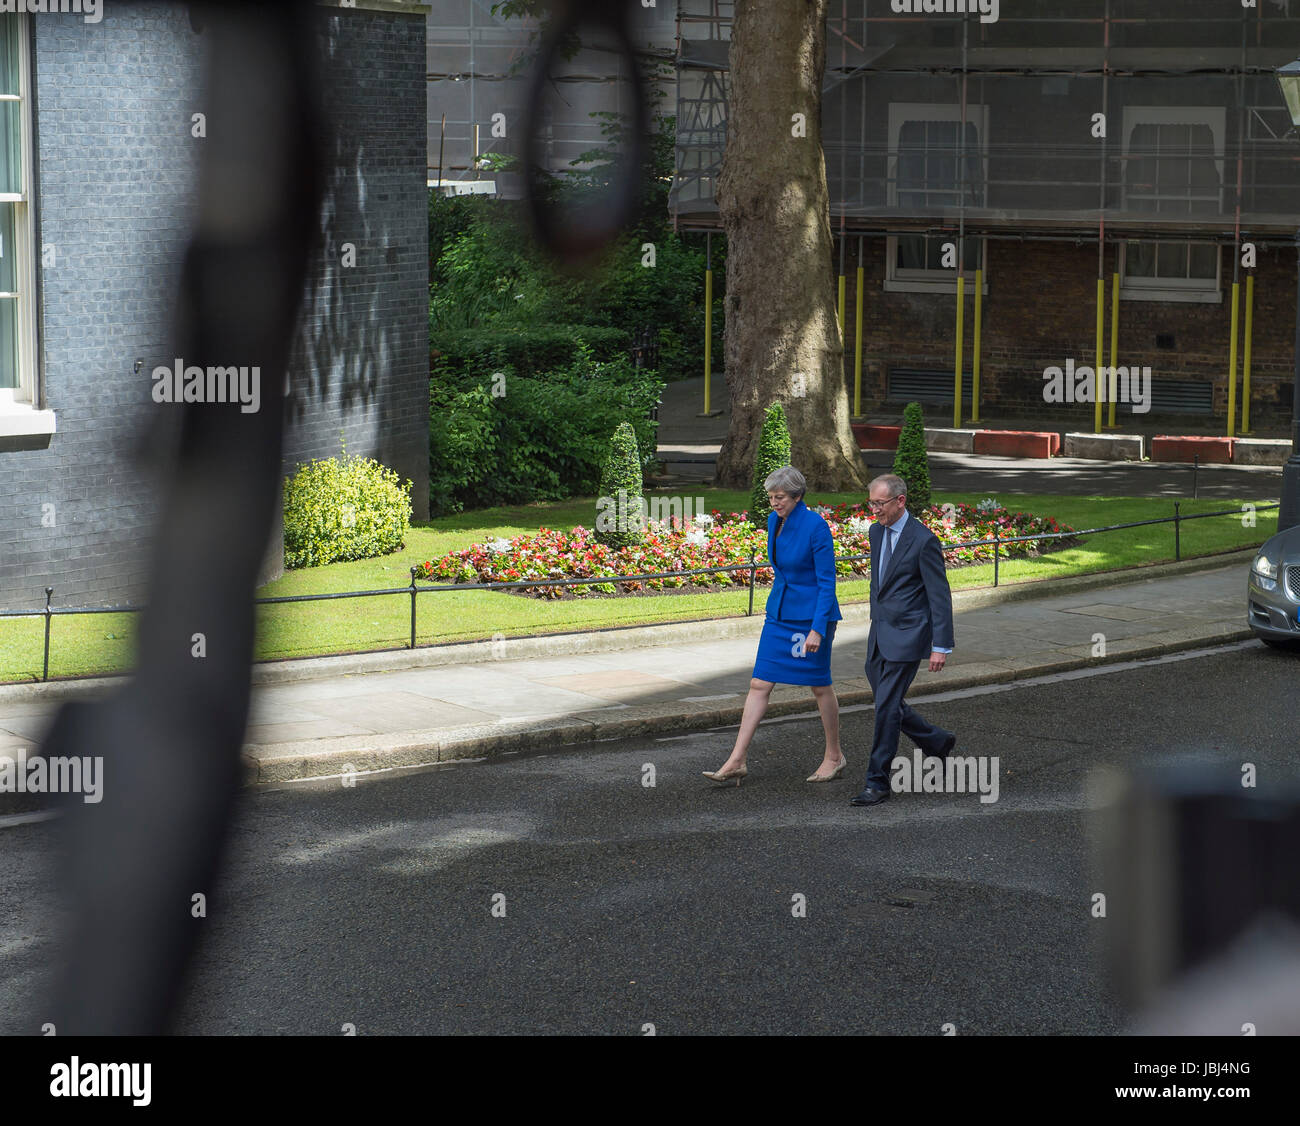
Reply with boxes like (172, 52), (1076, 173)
(427, 0), (677, 197)
(672, 1), (1300, 245)
(671, 1), (1300, 434)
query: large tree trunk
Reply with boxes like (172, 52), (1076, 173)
(714, 0), (867, 494)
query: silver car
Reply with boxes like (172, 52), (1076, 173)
(1248, 524), (1300, 649)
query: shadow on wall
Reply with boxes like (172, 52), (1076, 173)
(287, 129), (390, 421)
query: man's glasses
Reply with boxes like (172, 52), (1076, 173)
(866, 496), (904, 511)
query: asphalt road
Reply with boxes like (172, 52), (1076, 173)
(1, 641), (1297, 1036)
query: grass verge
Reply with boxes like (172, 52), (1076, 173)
(0, 489), (1275, 682)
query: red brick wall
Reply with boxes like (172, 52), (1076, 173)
(834, 236), (1295, 432)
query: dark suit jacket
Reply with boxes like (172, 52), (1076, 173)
(868, 513), (955, 662)
(765, 500), (842, 637)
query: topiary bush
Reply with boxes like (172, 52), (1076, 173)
(594, 421), (645, 548)
(749, 401), (792, 526)
(283, 454), (413, 569)
(892, 401), (931, 517)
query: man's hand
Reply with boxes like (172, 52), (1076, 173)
(929, 651), (947, 672)
(804, 629), (822, 654)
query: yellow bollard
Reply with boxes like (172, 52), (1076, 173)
(703, 266), (713, 415)
(1241, 274), (1254, 435)
(854, 263), (864, 417)
(954, 274), (965, 429)
(970, 268), (982, 423)
(1227, 280), (1239, 438)
(1094, 278), (1104, 433)
(1108, 272), (1120, 428)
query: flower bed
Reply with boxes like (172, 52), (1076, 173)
(414, 499), (1078, 599)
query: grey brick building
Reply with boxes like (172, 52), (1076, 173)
(0, 0), (429, 614)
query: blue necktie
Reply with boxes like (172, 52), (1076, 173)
(878, 525), (893, 583)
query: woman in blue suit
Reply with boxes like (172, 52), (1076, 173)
(703, 465), (846, 785)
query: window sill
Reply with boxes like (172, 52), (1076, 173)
(883, 278), (990, 295)
(0, 404), (56, 449)
(1119, 287), (1220, 304)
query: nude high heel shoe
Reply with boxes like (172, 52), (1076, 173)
(702, 763), (747, 786)
(806, 756), (846, 783)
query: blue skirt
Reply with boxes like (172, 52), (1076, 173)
(752, 617), (837, 687)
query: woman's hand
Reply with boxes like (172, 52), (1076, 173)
(804, 629), (822, 653)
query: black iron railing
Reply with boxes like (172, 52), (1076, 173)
(0, 502), (1280, 682)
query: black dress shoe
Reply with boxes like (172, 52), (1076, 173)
(850, 788), (890, 806)
(926, 733), (956, 760)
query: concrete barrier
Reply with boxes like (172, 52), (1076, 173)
(972, 429), (1060, 458)
(851, 423), (901, 450)
(924, 427), (974, 453)
(1151, 435), (1234, 464)
(1064, 432), (1144, 460)
(1232, 437), (1291, 466)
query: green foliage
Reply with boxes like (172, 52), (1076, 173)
(892, 402), (932, 517)
(283, 454), (413, 569)
(749, 403), (793, 527)
(432, 324), (630, 380)
(428, 109), (710, 384)
(429, 344), (662, 517)
(594, 421), (645, 548)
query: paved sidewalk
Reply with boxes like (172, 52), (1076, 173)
(0, 556), (1257, 793)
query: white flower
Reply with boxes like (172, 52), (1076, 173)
(845, 516), (873, 537)
(684, 529), (707, 547)
(693, 513), (714, 528)
(814, 505), (833, 517)
(486, 537), (513, 554)
(976, 497), (999, 514)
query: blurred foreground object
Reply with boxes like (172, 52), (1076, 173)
(40, 0), (324, 1035)
(520, 0), (649, 266)
(1093, 764), (1300, 1034)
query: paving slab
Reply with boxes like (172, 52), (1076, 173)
(0, 557), (1265, 800)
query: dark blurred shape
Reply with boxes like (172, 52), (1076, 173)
(1094, 763), (1300, 1022)
(521, 0), (649, 266)
(39, 0), (324, 1035)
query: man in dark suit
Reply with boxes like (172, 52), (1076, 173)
(850, 474), (956, 807)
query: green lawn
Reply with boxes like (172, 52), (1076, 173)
(0, 488), (1276, 683)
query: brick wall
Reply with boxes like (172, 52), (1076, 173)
(837, 235), (1296, 431)
(0, 3), (429, 613)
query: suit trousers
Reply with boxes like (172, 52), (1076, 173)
(863, 633), (952, 792)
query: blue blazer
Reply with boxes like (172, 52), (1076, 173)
(867, 515), (955, 662)
(765, 500), (841, 637)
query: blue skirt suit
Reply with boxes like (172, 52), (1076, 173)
(751, 499), (843, 687)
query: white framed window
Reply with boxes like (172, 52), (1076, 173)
(0, 14), (50, 441)
(1120, 106), (1225, 303)
(885, 103), (989, 294)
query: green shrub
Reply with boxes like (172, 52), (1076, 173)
(283, 454), (413, 568)
(749, 402), (792, 526)
(892, 401), (931, 516)
(428, 344), (662, 517)
(594, 421), (645, 548)
(430, 324), (631, 381)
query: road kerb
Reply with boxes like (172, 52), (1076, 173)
(240, 623), (1256, 787)
(0, 548), (1259, 702)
